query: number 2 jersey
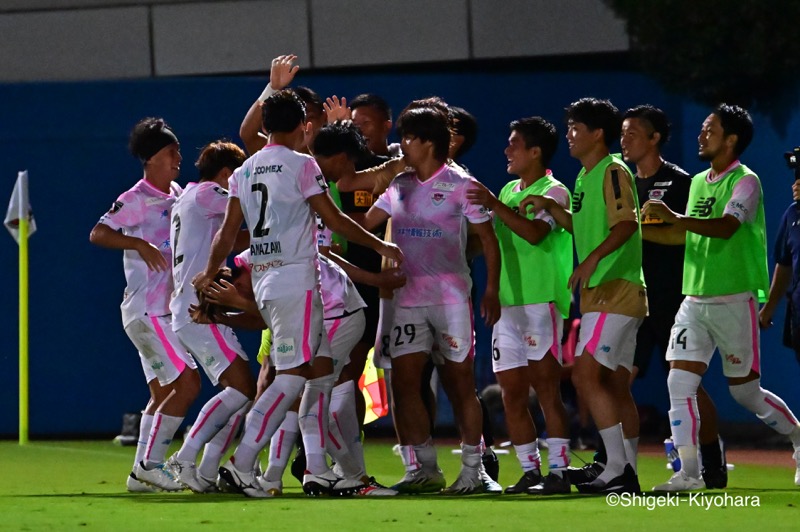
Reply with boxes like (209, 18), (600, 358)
(96, 178), (182, 327)
(228, 144), (328, 302)
(169, 181), (230, 331)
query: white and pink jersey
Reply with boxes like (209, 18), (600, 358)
(235, 250), (365, 319)
(229, 144), (327, 302)
(169, 181), (230, 331)
(97, 178), (182, 327)
(374, 163), (490, 307)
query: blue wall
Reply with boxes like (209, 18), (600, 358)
(1, 68), (798, 436)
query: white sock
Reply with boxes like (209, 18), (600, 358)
(144, 413), (183, 467)
(177, 387), (249, 463)
(413, 438), (438, 470)
(545, 437), (570, 471)
(399, 445), (420, 472)
(678, 444), (700, 478)
(668, 369), (702, 448)
(265, 411), (299, 482)
(299, 374), (335, 475)
(197, 403), (248, 480)
(461, 443), (482, 468)
(328, 382), (365, 478)
(514, 440), (541, 472)
(234, 374), (305, 471)
(729, 380), (800, 435)
(134, 413), (154, 469)
(592, 424), (628, 484)
(624, 437), (639, 474)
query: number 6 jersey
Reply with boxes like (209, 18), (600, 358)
(228, 144), (328, 302)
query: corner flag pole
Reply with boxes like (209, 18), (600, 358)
(18, 210), (29, 446)
(5, 170), (34, 446)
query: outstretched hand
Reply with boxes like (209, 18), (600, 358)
(270, 54), (300, 90)
(324, 96), (351, 123)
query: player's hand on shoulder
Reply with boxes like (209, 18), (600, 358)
(466, 181), (497, 209)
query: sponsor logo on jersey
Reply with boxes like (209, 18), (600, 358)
(433, 182), (456, 192)
(653, 181), (673, 187)
(524, 335), (537, 347)
(571, 191), (584, 213)
(691, 197), (716, 217)
(599, 345), (611, 353)
(244, 167), (251, 178)
(315, 174), (328, 190)
(252, 260), (284, 272)
(151, 361), (164, 371)
(730, 200), (748, 215)
(431, 192), (446, 206)
(396, 227), (443, 238)
(354, 190), (374, 207)
(205, 356), (216, 366)
(250, 241), (282, 256)
(276, 342), (294, 354)
(648, 189), (666, 201)
(254, 165), (283, 175)
(212, 186), (228, 197)
(108, 201), (124, 214)
(146, 197), (164, 206)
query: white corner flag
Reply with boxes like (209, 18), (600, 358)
(4, 170), (36, 243)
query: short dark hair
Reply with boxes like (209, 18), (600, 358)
(128, 117), (178, 162)
(195, 140), (246, 181)
(313, 121), (369, 160)
(623, 105), (671, 148)
(713, 103), (753, 156)
(294, 86), (324, 116)
(450, 106), (478, 159)
(262, 89), (306, 134)
(565, 97), (621, 147)
(350, 93), (392, 121)
(510, 117), (559, 167)
(397, 105), (451, 162)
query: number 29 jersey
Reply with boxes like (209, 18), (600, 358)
(229, 144), (328, 301)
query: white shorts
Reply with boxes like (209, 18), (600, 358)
(373, 298), (394, 370)
(176, 322), (248, 386)
(325, 309), (366, 380)
(492, 303), (563, 373)
(666, 297), (760, 378)
(575, 312), (641, 372)
(125, 316), (197, 386)
(260, 290), (327, 371)
(391, 302), (475, 363)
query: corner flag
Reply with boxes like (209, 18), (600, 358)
(4, 170), (36, 242)
(5, 170), (34, 445)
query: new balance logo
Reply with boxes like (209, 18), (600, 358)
(691, 197), (716, 217)
(572, 192), (584, 213)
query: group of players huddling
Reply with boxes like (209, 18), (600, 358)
(90, 54), (800, 498)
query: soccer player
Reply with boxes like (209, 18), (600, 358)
(89, 117), (199, 492)
(362, 103), (501, 495)
(164, 141), (258, 493)
(520, 98), (646, 494)
(194, 90), (402, 498)
(467, 117), (573, 495)
(621, 105), (727, 488)
(644, 104), (800, 490)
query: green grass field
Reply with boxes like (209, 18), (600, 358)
(0, 440), (797, 531)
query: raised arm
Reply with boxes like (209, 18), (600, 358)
(240, 54), (300, 155)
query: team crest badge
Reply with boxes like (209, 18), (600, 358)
(648, 189), (666, 201)
(108, 201), (124, 215)
(431, 192), (446, 206)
